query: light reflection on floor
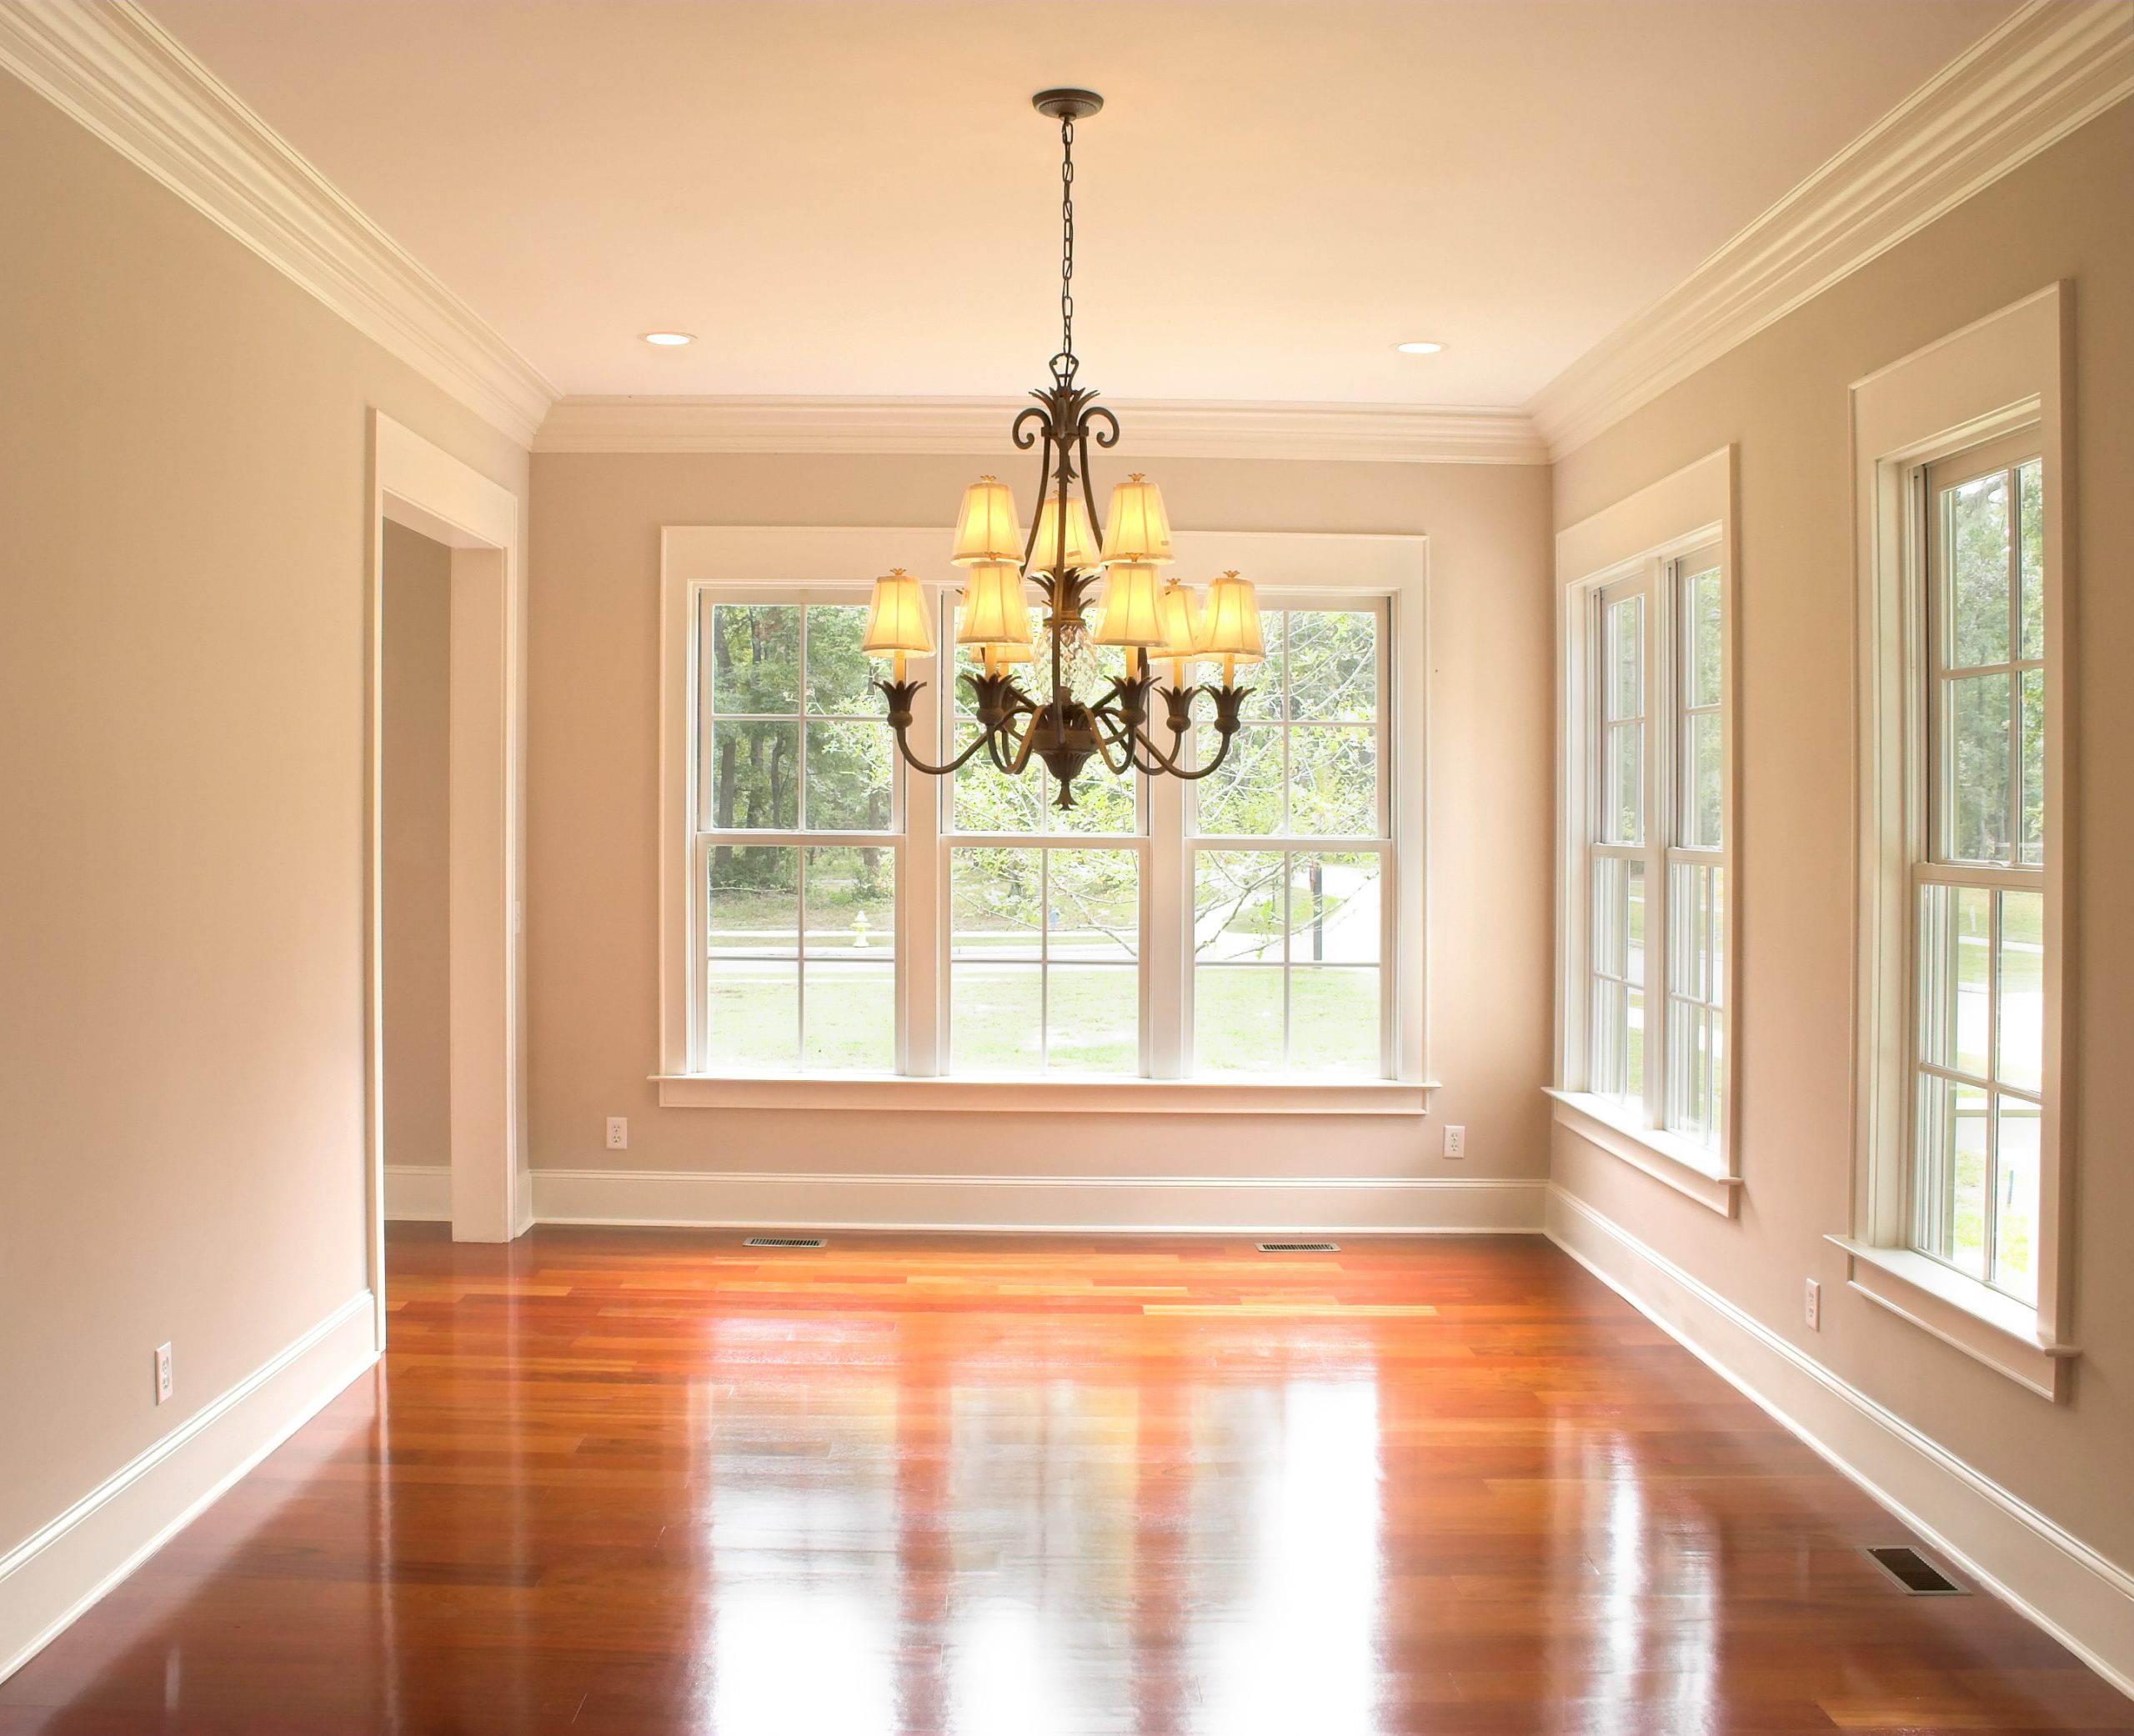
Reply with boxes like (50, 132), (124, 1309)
(683, 1310), (1420, 1735)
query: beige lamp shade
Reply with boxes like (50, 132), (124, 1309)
(954, 560), (1032, 648)
(1197, 570), (1265, 665)
(1101, 473), (1175, 565)
(1029, 490), (1101, 575)
(862, 568), (934, 658)
(973, 637), (1034, 668)
(950, 475), (1023, 566)
(1155, 578), (1203, 673)
(1094, 562), (1166, 648)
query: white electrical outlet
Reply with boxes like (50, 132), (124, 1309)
(1443, 1124), (1466, 1159)
(606, 1116), (629, 1150)
(154, 1343), (173, 1405)
(1805, 1278), (1822, 1331)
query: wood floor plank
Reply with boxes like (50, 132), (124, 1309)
(2, 1226), (2125, 1734)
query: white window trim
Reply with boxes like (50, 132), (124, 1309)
(655, 525), (1432, 1114)
(1849, 283), (2076, 1398)
(1552, 448), (1741, 1214)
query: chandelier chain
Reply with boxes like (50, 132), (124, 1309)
(1058, 114), (1075, 376)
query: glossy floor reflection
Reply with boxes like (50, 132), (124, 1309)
(4, 1228), (2129, 1734)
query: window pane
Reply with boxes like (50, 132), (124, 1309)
(953, 738), (1043, 834)
(804, 961), (894, 1072)
(1289, 854), (1380, 964)
(951, 848), (1042, 959)
(1686, 565), (1722, 709)
(1590, 976), (1626, 1101)
(804, 603), (876, 713)
(1946, 672), (2010, 863)
(1604, 723), (1642, 845)
(1591, 856), (1629, 981)
(1945, 470), (2010, 668)
(1236, 612), (1286, 722)
(1666, 1003), (1721, 1143)
(1993, 1096), (2041, 1303)
(1916, 1074), (1990, 1279)
(1665, 861), (1711, 1003)
(1918, 883), (1991, 1078)
(1290, 726), (1377, 838)
(1606, 594), (1642, 722)
(1048, 849), (1139, 963)
(1685, 711), (1722, 849)
(2017, 458), (2043, 662)
(804, 719), (893, 830)
(1195, 966), (1283, 1075)
(951, 963), (1042, 1073)
(709, 720), (799, 829)
(707, 960), (798, 1068)
(709, 603), (800, 714)
(1046, 767), (1138, 836)
(709, 846), (797, 953)
(1290, 969), (1380, 1075)
(1285, 610), (1376, 723)
(1194, 724), (1282, 836)
(803, 847), (894, 956)
(1046, 966), (1138, 1074)
(2018, 669), (2043, 868)
(1195, 851), (1286, 963)
(1996, 890), (2043, 1092)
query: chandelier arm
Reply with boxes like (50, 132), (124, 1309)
(874, 678), (1002, 778)
(1002, 713), (1045, 776)
(1088, 696), (1185, 778)
(987, 698), (1040, 773)
(1010, 403), (1049, 452)
(1085, 708), (1144, 777)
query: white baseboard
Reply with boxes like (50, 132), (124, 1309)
(529, 1168), (1547, 1234)
(383, 1163), (451, 1221)
(0, 1291), (378, 1683)
(1545, 1184), (2134, 1698)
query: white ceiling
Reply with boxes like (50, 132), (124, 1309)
(144, 0), (2015, 409)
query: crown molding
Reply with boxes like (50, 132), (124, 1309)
(0, 0), (558, 446)
(1529, 0), (2134, 459)
(534, 395), (1549, 465)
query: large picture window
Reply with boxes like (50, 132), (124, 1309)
(659, 528), (1427, 1106)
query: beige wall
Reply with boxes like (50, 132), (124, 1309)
(528, 453), (1554, 1187)
(381, 523), (453, 1173)
(1551, 102), (2134, 1568)
(0, 75), (525, 1551)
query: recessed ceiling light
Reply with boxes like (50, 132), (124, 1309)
(642, 331), (694, 347)
(1395, 340), (1445, 355)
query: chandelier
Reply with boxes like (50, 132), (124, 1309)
(860, 88), (1265, 811)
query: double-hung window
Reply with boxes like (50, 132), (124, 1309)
(1846, 286), (2072, 1397)
(1912, 438), (2046, 1301)
(659, 528), (1428, 1108)
(1552, 451), (1737, 1208)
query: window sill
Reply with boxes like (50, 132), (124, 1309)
(1826, 1237), (2076, 1401)
(1544, 1089), (1741, 1217)
(654, 1073), (1436, 1115)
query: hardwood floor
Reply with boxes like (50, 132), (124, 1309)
(3, 1226), (2127, 1734)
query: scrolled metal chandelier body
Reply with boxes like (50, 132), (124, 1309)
(862, 88), (1265, 811)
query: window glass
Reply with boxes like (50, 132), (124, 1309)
(1913, 444), (2046, 1301)
(1190, 608), (1386, 1077)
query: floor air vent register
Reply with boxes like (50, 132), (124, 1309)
(1256, 1241), (1340, 1253)
(744, 1236), (826, 1249)
(1863, 1546), (1966, 1595)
